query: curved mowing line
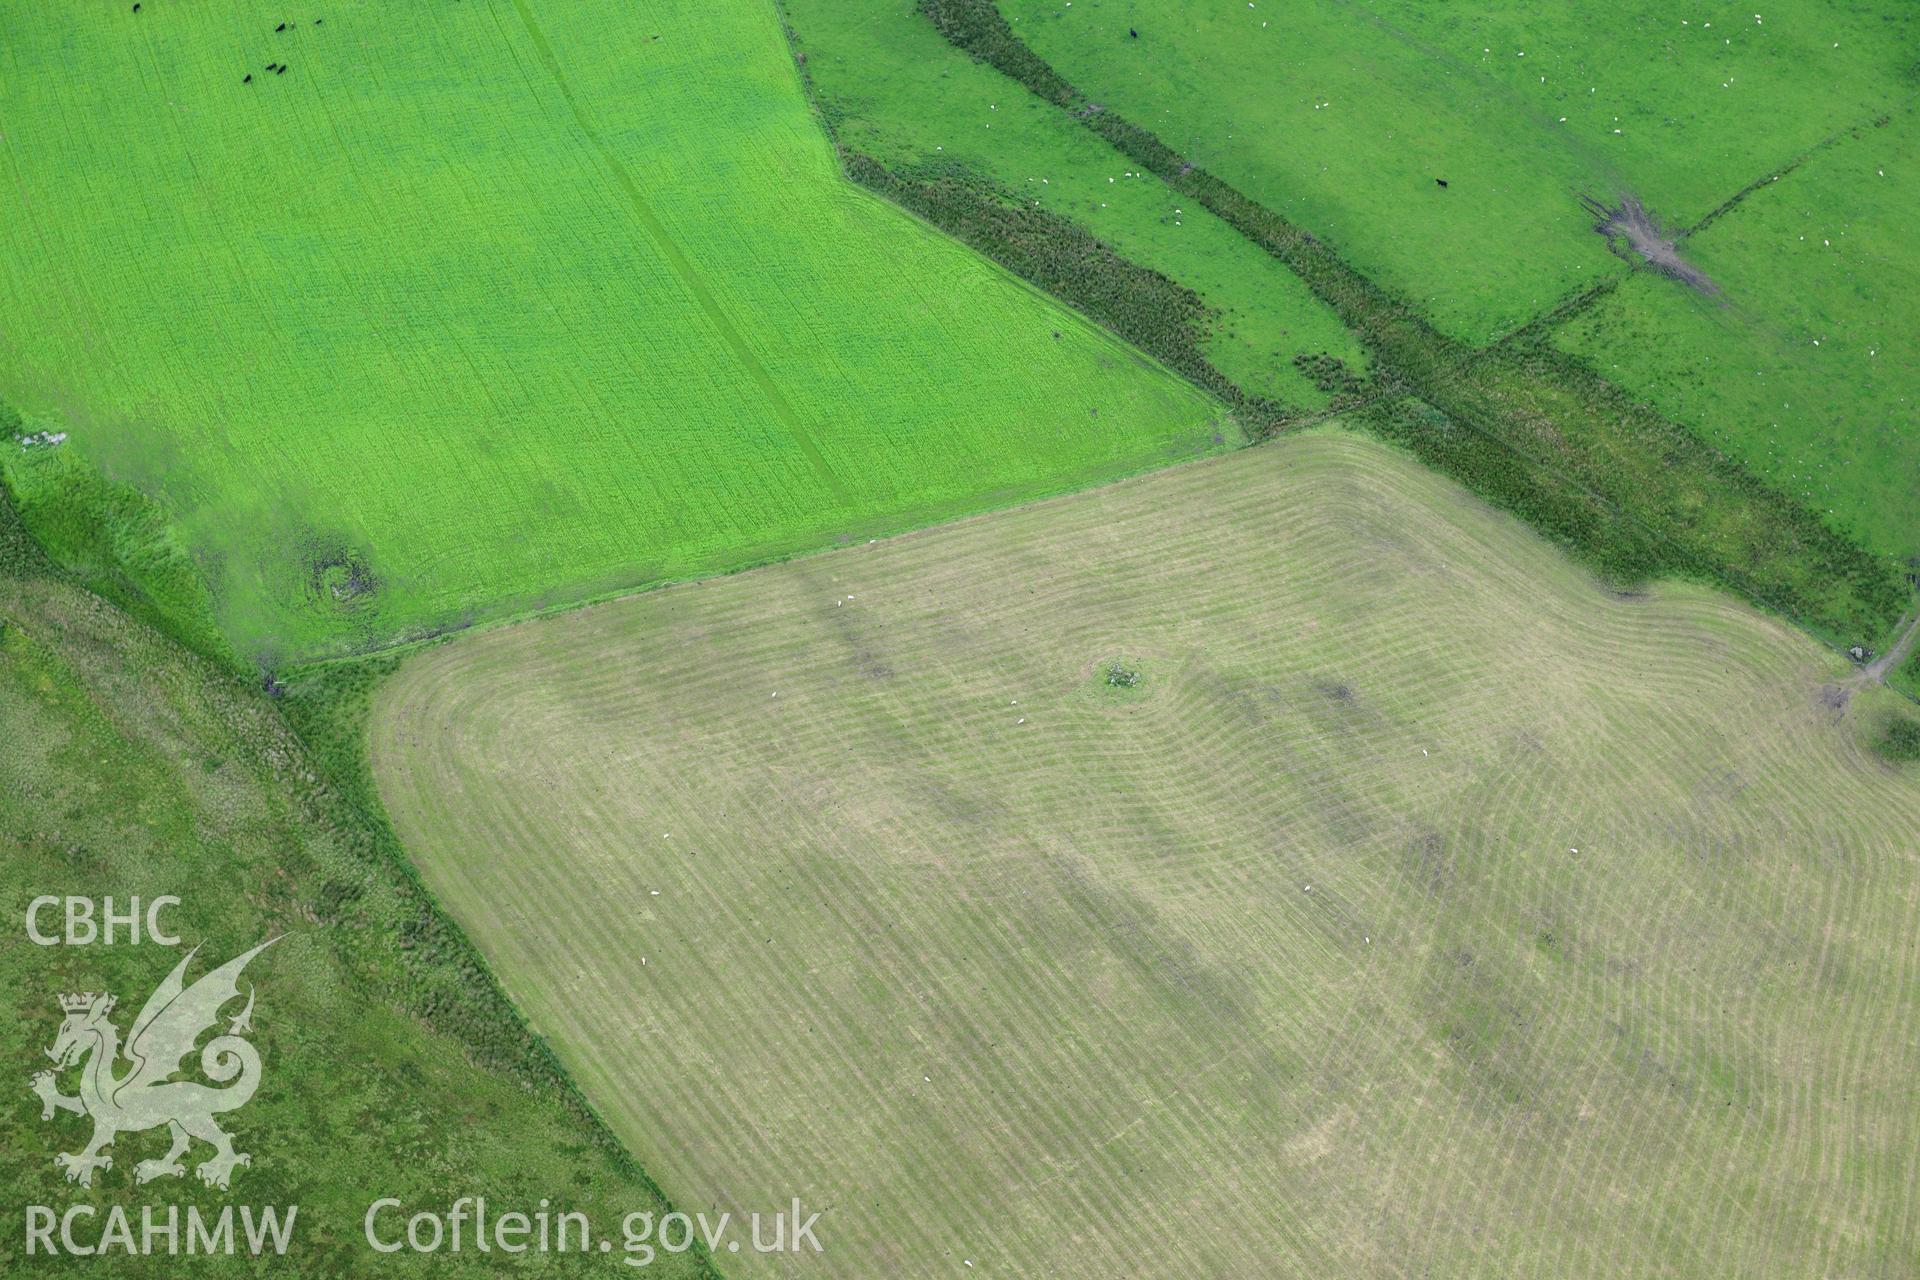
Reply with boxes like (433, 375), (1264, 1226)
(373, 436), (1920, 1277)
(508, 0), (849, 503)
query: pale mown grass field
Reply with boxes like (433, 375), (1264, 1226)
(372, 433), (1919, 1277)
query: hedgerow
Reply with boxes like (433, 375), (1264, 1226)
(843, 152), (1295, 437)
(907, 0), (1908, 650)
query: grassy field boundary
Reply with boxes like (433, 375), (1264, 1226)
(3, 398), (1241, 695)
(1683, 113), (1891, 241)
(776, 11), (1307, 437)
(1, 402), (236, 669)
(0, 483), (719, 1277)
(270, 648), (716, 1260)
(1502, 112), (1893, 342)
(840, 151), (1301, 437)
(0, 486), (590, 1134)
(885, 0), (1908, 655)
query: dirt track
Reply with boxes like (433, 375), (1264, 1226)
(1863, 607), (1920, 683)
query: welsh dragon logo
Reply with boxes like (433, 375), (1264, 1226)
(31, 939), (276, 1191)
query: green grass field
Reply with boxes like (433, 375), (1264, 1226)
(1556, 110), (1920, 568)
(998, 0), (1919, 340)
(781, 0), (1367, 412)
(781, 0), (1913, 658)
(0, 504), (711, 1277)
(371, 432), (1920, 1278)
(0, 0), (1221, 666)
(6, 4), (1918, 1274)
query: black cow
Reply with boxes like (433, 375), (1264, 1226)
(1435, 178), (1449, 188)
(243, 73), (253, 83)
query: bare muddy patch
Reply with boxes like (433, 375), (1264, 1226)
(1582, 194), (1718, 297)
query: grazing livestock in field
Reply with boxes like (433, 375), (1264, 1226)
(1435, 178), (1449, 188)
(243, 73), (252, 83)
(276, 64), (287, 74)
(1129, 27), (1138, 37)
(276, 22), (287, 31)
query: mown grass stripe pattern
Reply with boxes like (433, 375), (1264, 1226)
(507, 0), (847, 501)
(373, 433), (1920, 1278)
(0, 0), (1220, 663)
